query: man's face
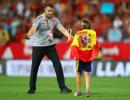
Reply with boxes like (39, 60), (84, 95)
(44, 7), (54, 18)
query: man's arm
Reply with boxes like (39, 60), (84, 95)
(57, 24), (72, 39)
(25, 24), (37, 39)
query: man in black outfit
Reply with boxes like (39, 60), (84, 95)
(25, 3), (72, 94)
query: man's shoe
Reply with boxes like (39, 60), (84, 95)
(60, 87), (72, 93)
(27, 89), (35, 94)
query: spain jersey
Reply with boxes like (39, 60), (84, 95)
(70, 29), (99, 62)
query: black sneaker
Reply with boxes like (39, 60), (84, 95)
(27, 89), (35, 94)
(60, 87), (72, 93)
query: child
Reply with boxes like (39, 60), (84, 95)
(70, 18), (99, 97)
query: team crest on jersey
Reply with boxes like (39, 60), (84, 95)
(78, 32), (91, 49)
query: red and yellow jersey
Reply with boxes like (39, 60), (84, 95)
(70, 29), (99, 62)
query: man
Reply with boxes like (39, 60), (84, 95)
(25, 3), (72, 94)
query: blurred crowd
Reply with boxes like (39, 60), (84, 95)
(0, 0), (130, 46)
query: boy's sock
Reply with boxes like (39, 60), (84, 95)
(85, 89), (91, 97)
(77, 89), (81, 93)
(86, 89), (90, 93)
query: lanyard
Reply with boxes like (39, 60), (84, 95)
(45, 17), (55, 41)
(45, 18), (55, 31)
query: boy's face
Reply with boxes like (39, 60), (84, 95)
(44, 7), (55, 18)
(80, 21), (84, 28)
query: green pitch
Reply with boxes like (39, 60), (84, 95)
(0, 75), (130, 100)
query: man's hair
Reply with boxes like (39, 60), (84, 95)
(81, 18), (91, 29)
(43, 3), (54, 9)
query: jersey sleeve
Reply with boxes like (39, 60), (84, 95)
(32, 16), (41, 26)
(55, 18), (62, 29)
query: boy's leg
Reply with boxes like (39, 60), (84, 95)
(84, 72), (91, 97)
(74, 61), (82, 96)
(84, 72), (91, 92)
(74, 72), (82, 96)
(76, 72), (82, 92)
(83, 61), (91, 97)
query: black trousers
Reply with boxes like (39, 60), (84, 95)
(29, 44), (66, 90)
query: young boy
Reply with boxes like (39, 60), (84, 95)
(70, 18), (99, 97)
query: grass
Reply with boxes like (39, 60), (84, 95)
(0, 75), (130, 100)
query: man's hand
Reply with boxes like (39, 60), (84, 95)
(66, 28), (73, 44)
(57, 25), (73, 39)
(67, 28), (72, 35)
(67, 28), (73, 39)
(66, 37), (73, 44)
(24, 34), (30, 40)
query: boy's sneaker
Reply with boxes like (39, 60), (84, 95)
(85, 91), (90, 97)
(74, 92), (82, 96)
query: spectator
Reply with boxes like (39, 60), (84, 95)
(15, 22), (26, 43)
(0, 23), (10, 46)
(113, 16), (123, 28)
(10, 15), (21, 39)
(0, 0), (130, 44)
(16, 0), (24, 17)
(108, 24), (122, 42)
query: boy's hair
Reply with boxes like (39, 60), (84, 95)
(81, 18), (91, 29)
